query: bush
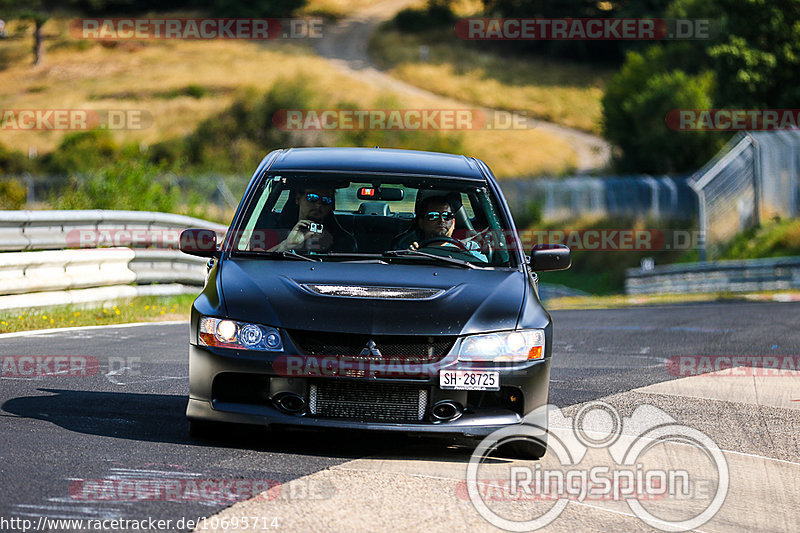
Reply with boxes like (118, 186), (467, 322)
(0, 178), (27, 209)
(393, 1), (456, 33)
(43, 130), (119, 175)
(0, 143), (33, 175)
(51, 159), (179, 212)
(181, 78), (315, 173)
(208, 0), (306, 18)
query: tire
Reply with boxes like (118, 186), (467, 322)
(458, 436), (547, 460)
(496, 438), (547, 460)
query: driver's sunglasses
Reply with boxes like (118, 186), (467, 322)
(305, 193), (334, 205)
(425, 211), (455, 222)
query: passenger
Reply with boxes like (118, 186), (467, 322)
(409, 196), (487, 261)
(270, 188), (356, 253)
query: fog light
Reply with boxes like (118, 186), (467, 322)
(265, 332), (281, 348)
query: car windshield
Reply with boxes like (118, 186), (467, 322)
(229, 173), (516, 267)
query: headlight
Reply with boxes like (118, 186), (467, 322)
(198, 317), (283, 351)
(457, 329), (545, 362)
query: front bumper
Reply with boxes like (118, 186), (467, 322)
(187, 344), (551, 439)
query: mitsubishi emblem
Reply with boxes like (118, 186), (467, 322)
(359, 339), (382, 357)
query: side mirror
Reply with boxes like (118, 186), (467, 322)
(180, 228), (218, 258)
(529, 244), (570, 271)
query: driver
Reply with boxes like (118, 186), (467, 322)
(410, 196), (487, 261)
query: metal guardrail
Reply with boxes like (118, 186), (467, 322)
(0, 209), (227, 251)
(0, 210), (223, 310)
(129, 249), (209, 285)
(0, 248), (135, 295)
(625, 256), (800, 295)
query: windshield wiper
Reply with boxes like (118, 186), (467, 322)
(383, 249), (477, 269)
(324, 252), (389, 264)
(235, 250), (321, 262)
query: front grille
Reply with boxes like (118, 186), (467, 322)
(287, 330), (455, 361)
(308, 381), (428, 422)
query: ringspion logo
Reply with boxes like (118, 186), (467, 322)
(467, 402), (728, 531)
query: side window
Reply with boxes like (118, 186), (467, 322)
(460, 193), (475, 218)
(274, 189), (290, 213)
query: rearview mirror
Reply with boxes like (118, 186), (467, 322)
(529, 244), (570, 271)
(357, 187), (404, 201)
(180, 228), (218, 257)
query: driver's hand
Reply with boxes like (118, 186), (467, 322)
(409, 242), (419, 250)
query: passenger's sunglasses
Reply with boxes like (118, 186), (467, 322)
(425, 211), (455, 222)
(304, 193), (334, 205)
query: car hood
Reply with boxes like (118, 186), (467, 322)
(219, 258), (528, 336)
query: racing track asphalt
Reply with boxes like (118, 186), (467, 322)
(0, 300), (798, 531)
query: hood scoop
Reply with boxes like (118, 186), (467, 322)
(302, 284), (445, 300)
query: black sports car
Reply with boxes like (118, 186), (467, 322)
(181, 147), (569, 458)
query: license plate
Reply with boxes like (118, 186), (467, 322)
(439, 370), (499, 391)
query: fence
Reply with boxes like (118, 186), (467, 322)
(0, 174), (250, 212)
(4, 173), (697, 221)
(498, 175), (696, 221)
(690, 131), (800, 259)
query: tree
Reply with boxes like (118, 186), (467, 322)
(602, 47), (723, 173)
(0, 0), (65, 65)
(602, 0), (800, 173)
(707, 0), (800, 108)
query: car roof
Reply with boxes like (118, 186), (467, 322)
(268, 147), (486, 179)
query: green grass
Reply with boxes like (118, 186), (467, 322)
(369, 26), (610, 134)
(528, 215), (697, 295)
(0, 294), (195, 333)
(717, 218), (800, 260)
(546, 289), (800, 310)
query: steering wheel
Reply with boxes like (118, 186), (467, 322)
(417, 236), (469, 251)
